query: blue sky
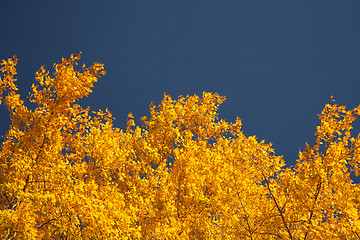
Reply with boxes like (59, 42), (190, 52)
(1, 1), (360, 166)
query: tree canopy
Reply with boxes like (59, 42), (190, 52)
(1, 53), (360, 239)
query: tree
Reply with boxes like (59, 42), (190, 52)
(0, 53), (360, 239)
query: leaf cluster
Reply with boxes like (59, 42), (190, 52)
(1, 54), (360, 239)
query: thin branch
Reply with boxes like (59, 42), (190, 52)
(246, 150), (293, 240)
(237, 192), (254, 240)
(303, 139), (329, 240)
(262, 174), (293, 240)
(303, 181), (322, 240)
(36, 218), (57, 230)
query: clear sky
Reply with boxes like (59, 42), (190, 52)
(1, 1), (360, 167)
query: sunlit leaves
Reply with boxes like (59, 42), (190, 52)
(1, 53), (360, 239)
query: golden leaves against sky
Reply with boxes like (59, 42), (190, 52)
(1, 54), (360, 239)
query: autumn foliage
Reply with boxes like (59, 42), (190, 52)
(1, 53), (360, 239)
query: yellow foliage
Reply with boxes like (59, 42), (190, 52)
(1, 53), (360, 239)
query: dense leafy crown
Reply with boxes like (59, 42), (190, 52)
(1, 54), (360, 239)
